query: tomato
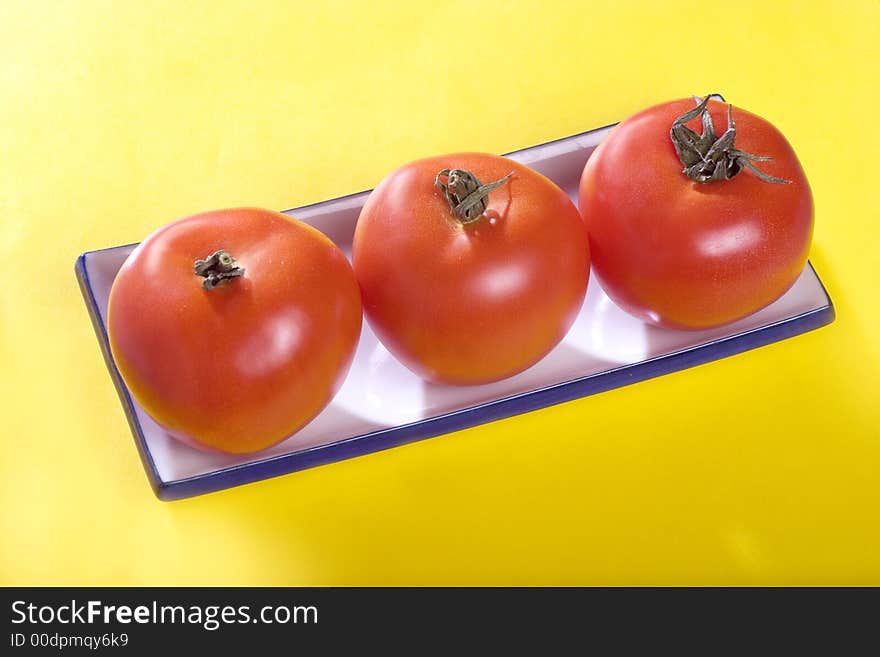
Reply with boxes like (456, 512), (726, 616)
(108, 208), (362, 454)
(578, 96), (813, 330)
(353, 153), (590, 385)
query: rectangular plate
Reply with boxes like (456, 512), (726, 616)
(76, 120), (835, 500)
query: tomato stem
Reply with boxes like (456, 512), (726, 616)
(194, 250), (245, 290)
(434, 169), (514, 223)
(670, 95), (789, 184)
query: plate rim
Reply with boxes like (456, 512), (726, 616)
(74, 101), (836, 500)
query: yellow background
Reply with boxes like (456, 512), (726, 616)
(1, 0), (878, 585)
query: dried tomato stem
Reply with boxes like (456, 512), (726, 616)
(194, 250), (245, 290)
(434, 169), (514, 224)
(670, 94), (789, 184)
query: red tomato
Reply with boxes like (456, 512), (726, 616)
(108, 208), (362, 454)
(353, 153), (590, 385)
(578, 96), (813, 330)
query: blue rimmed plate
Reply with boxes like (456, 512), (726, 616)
(75, 118), (835, 500)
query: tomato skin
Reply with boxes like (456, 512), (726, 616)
(579, 98), (813, 330)
(353, 153), (590, 385)
(108, 208), (362, 454)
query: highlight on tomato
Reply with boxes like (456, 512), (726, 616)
(578, 95), (813, 330)
(108, 208), (362, 454)
(353, 152), (591, 385)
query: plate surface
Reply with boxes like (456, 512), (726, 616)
(76, 121), (835, 500)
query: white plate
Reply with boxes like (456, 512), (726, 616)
(76, 121), (834, 500)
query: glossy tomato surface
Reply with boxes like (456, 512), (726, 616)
(579, 98), (813, 330)
(108, 208), (362, 454)
(353, 153), (590, 385)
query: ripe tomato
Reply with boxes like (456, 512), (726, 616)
(578, 96), (813, 330)
(108, 208), (362, 454)
(353, 153), (590, 385)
